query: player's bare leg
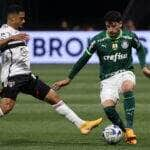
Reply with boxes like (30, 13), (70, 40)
(45, 89), (102, 134)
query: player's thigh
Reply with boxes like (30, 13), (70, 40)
(22, 75), (61, 104)
(100, 79), (119, 105)
(24, 77), (51, 101)
(29, 79), (61, 104)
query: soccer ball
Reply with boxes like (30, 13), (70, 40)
(102, 124), (123, 144)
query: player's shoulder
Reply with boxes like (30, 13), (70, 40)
(122, 29), (137, 39)
(0, 24), (13, 36)
(0, 24), (9, 32)
(0, 25), (10, 39)
(90, 31), (107, 43)
(0, 24), (19, 33)
(0, 24), (19, 39)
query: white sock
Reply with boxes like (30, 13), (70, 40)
(52, 100), (85, 128)
(0, 108), (4, 116)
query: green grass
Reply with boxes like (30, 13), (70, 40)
(0, 64), (150, 150)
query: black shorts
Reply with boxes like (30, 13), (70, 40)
(0, 74), (50, 101)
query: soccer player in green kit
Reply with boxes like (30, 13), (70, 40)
(52, 11), (150, 144)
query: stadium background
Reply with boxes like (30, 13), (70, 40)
(0, 0), (150, 150)
(1, 0), (150, 30)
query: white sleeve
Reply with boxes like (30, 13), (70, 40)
(0, 31), (8, 40)
(0, 27), (13, 40)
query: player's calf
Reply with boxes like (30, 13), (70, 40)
(45, 89), (61, 105)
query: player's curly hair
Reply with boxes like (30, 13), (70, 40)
(104, 11), (122, 22)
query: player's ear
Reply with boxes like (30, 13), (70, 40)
(8, 14), (15, 22)
(119, 21), (123, 28)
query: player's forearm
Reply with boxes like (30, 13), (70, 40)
(137, 45), (146, 68)
(68, 53), (91, 80)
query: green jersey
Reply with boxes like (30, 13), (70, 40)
(68, 29), (146, 80)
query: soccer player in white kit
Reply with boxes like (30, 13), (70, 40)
(0, 5), (102, 135)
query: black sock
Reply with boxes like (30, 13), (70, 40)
(123, 91), (135, 128)
(104, 106), (126, 132)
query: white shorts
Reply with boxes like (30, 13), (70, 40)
(100, 71), (136, 103)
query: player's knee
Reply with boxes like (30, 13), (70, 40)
(101, 99), (115, 108)
(0, 98), (15, 114)
(122, 82), (134, 92)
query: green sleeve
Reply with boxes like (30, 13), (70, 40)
(132, 33), (146, 68)
(68, 39), (97, 80)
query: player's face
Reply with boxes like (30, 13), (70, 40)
(13, 12), (25, 28)
(105, 21), (122, 37)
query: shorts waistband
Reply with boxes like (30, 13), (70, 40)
(104, 69), (126, 79)
(8, 73), (31, 79)
(2, 73), (32, 87)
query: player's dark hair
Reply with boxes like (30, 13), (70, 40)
(7, 4), (24, 16)
(104, 11), (122, 22)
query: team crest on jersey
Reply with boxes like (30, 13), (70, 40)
(121, 40), (129, 49)
(112, 43), (118, 50)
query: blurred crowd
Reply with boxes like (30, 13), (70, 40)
(58, 20), (95, 31)
(58, 19), (137, 31)
(0, 17), (141, 31)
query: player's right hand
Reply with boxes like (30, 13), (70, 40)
(11, 33), (29, 42)
(143, 66), (150, 78)
(51, 78), (71, 91)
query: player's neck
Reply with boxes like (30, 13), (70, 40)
(7, 21), (18, 30)
(107, 30), (122, 39)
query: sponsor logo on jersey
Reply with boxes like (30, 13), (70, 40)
(103, 52), (128, 62)
(121, 40), (129, 49)
(112, 43), (118, 50)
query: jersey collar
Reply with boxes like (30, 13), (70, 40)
(106, 30), (122, 40)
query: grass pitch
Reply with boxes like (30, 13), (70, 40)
(0, 64), (150, 150)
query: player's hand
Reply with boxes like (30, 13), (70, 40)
(142, 66), (150, 78)
(52, 78), (71, 91)
(11, 33), (29, 42)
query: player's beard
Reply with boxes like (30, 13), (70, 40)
(109, 31), (120, 38)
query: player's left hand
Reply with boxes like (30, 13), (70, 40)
(142, 67), (150, 78)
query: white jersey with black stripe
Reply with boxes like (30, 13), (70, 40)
(0, 24), (31, 84)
